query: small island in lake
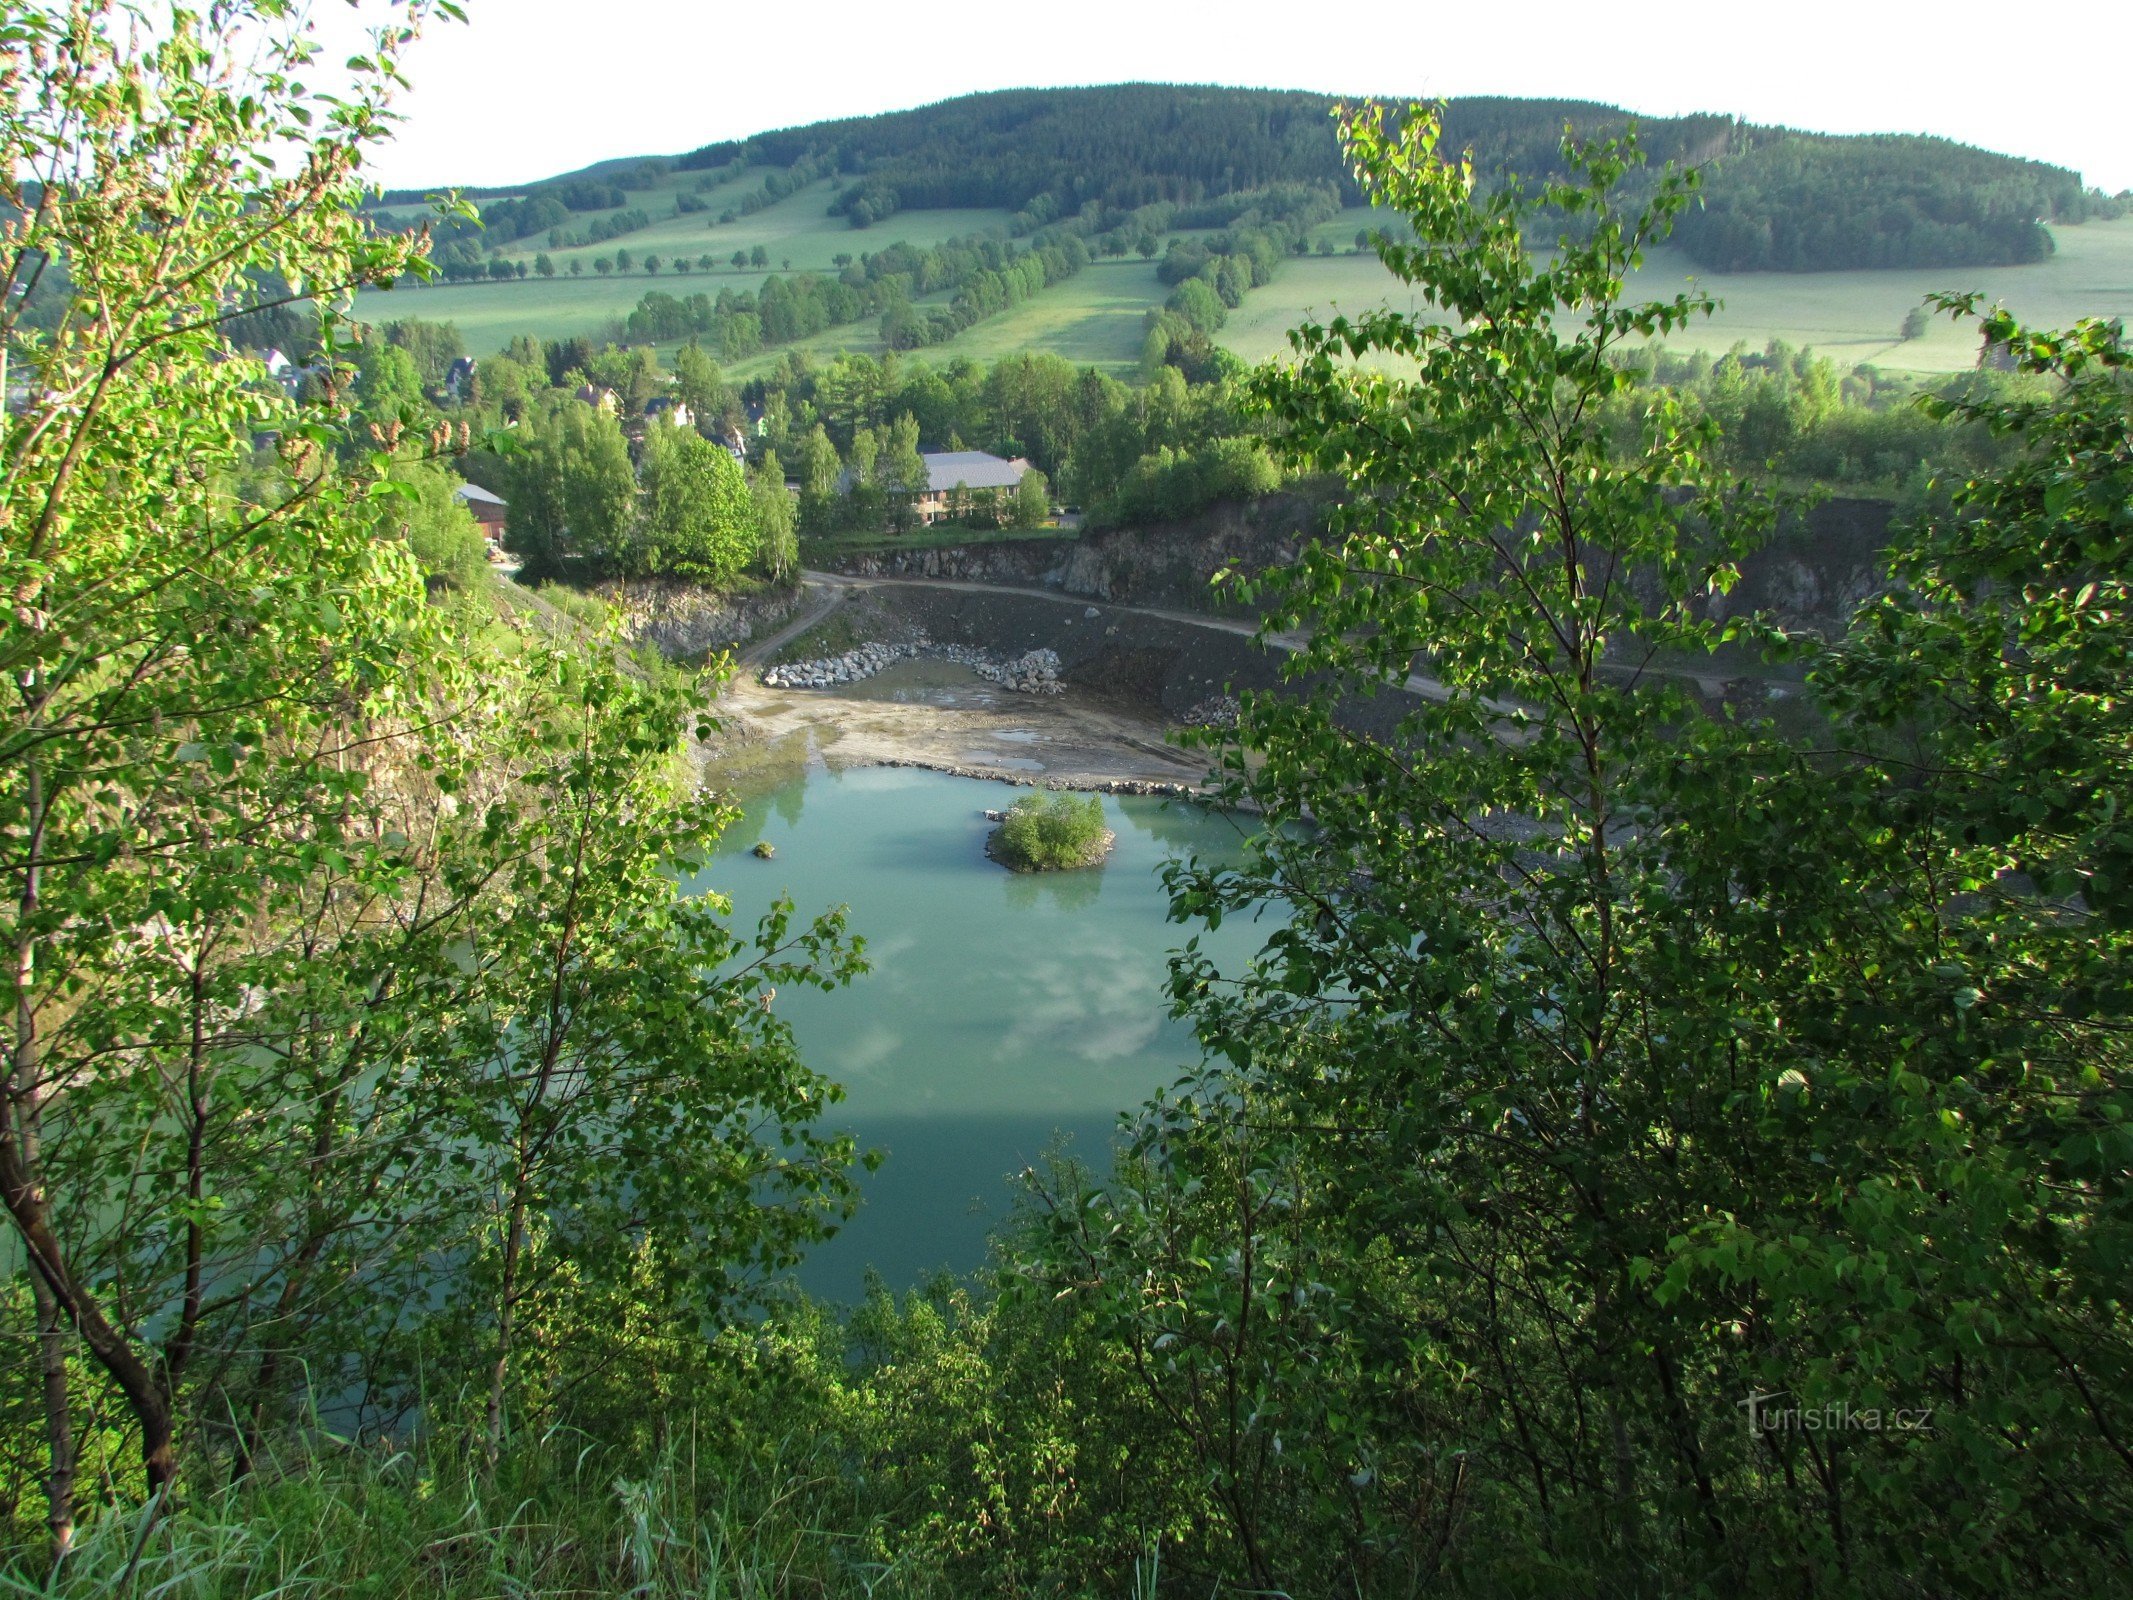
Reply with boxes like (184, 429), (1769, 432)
(986, 793), (1116, 872)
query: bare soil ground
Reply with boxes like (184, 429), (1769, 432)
(700, 656), (1210, 799)
(692, 574), (1216, 798)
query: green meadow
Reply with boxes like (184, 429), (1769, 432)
(354, 175), (1015, 354)
(884, 258), (1176, 370)
(360, 175), (2133, 378)
(1216, 212), (2133, 371)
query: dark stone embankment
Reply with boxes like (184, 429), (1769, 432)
(818, 491), (1326, 613)
(861, 584), (1286, 717)
(818, 492), (1900, 638)
(593, 579), (808, 658)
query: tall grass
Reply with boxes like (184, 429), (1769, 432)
(0, 1424), (913, 1600)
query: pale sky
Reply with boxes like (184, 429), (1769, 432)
(334, 0), (2133, 194)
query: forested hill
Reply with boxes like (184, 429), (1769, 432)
(1668, 132), (2102, 270)
(673, 86), (1745, 218)
(394, 84), (2125, 274)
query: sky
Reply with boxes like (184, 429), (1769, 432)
(333, 0), (2133, 194)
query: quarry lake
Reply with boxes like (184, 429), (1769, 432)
(692, 763), (1265, 1301)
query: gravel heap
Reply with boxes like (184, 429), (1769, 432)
(1180, 694), (1242, 729)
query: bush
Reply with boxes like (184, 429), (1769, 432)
(989, 793), (1111, 871)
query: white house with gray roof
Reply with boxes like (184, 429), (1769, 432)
(915, 450), (1030, 524)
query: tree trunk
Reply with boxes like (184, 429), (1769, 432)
(483, 1192), (529, 1467)
(30, 1269), (74, 1565)
(3, 752), (180, 1496)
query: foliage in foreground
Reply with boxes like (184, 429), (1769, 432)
(991, 794), (1113, 872)
(1014, 104), (2133, 1597)
(1, 0), (859, 1554)
(7, 8), (2132, 1595)
(1, 1279), (1187, 1599)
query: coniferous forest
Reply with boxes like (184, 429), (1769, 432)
(3, 5), (2131, 1598)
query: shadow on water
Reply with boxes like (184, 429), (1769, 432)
(799, 1112), (1122, 1304)
(1000, 859), (1106, 912)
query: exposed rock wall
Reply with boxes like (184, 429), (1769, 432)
(820, 491), (1327, 612)
(1713, 497), (1897, 632)
(820, 491), (1900, 636)
(590, 580), (808, 658)
(860, 586), (1286, 717)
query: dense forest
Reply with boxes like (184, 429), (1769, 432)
(1669, 132), (2113, 269)
(648, 83), (2122, 270)
(7, 6), (2133, 1599)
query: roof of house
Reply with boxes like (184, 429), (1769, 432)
(454, 483), (506, 508)
(644, 396), (689, 414)
(920, 450), (1028, 493)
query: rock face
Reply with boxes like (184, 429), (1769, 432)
(818, 492), (1324, 613)
(1181, 694), (1241, 730)
(818, 491), (1901, 637)
(761, 635), (1065, 696)
(592, 579), (807, 658)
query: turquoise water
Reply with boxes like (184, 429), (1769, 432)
(690, 765), (1265, 1301)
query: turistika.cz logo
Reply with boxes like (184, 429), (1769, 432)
(1739, 1392), (1934, 1437)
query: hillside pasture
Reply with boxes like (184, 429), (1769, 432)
(922, 259), (1174, 371)
(1214, 211), (2133, 371)
(1628, 218), (2133, 370)
(359, 186), (2133, 380)
(356, 180), (1018, 354)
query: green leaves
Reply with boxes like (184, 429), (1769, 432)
(1019, 102), (2133, 1596)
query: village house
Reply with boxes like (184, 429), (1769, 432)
(574, 383), (618, 413)
(709, 418), (751, 465)
(913, 450), (1031, 525)
(453, 482), (509, 560)
(643, 395), (694, 430)
(444, 356), (478, 401)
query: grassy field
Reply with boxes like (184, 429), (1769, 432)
(921, 258), (1174, 370)
(355, 177), (1016, 355)
(358, 179), (2133, 379)
(1215, 212), (2133, 371)
(713, 262), (1175, 380)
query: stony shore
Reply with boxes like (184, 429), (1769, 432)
(887, 761), (1203, 798)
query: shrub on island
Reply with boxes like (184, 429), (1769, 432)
(988, 793), (1114, 871)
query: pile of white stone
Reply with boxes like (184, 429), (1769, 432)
(1181, 693), (1242, 729)
(761, 638), (1065, 696)
(760, 640), (918, 690)
(974, 647), (1063, 696)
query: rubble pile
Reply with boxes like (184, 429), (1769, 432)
(762, 637), (1064, 696)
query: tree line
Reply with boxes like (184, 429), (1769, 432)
(1669, 132), (2123, 270)
(616, 231), (1095, 361)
